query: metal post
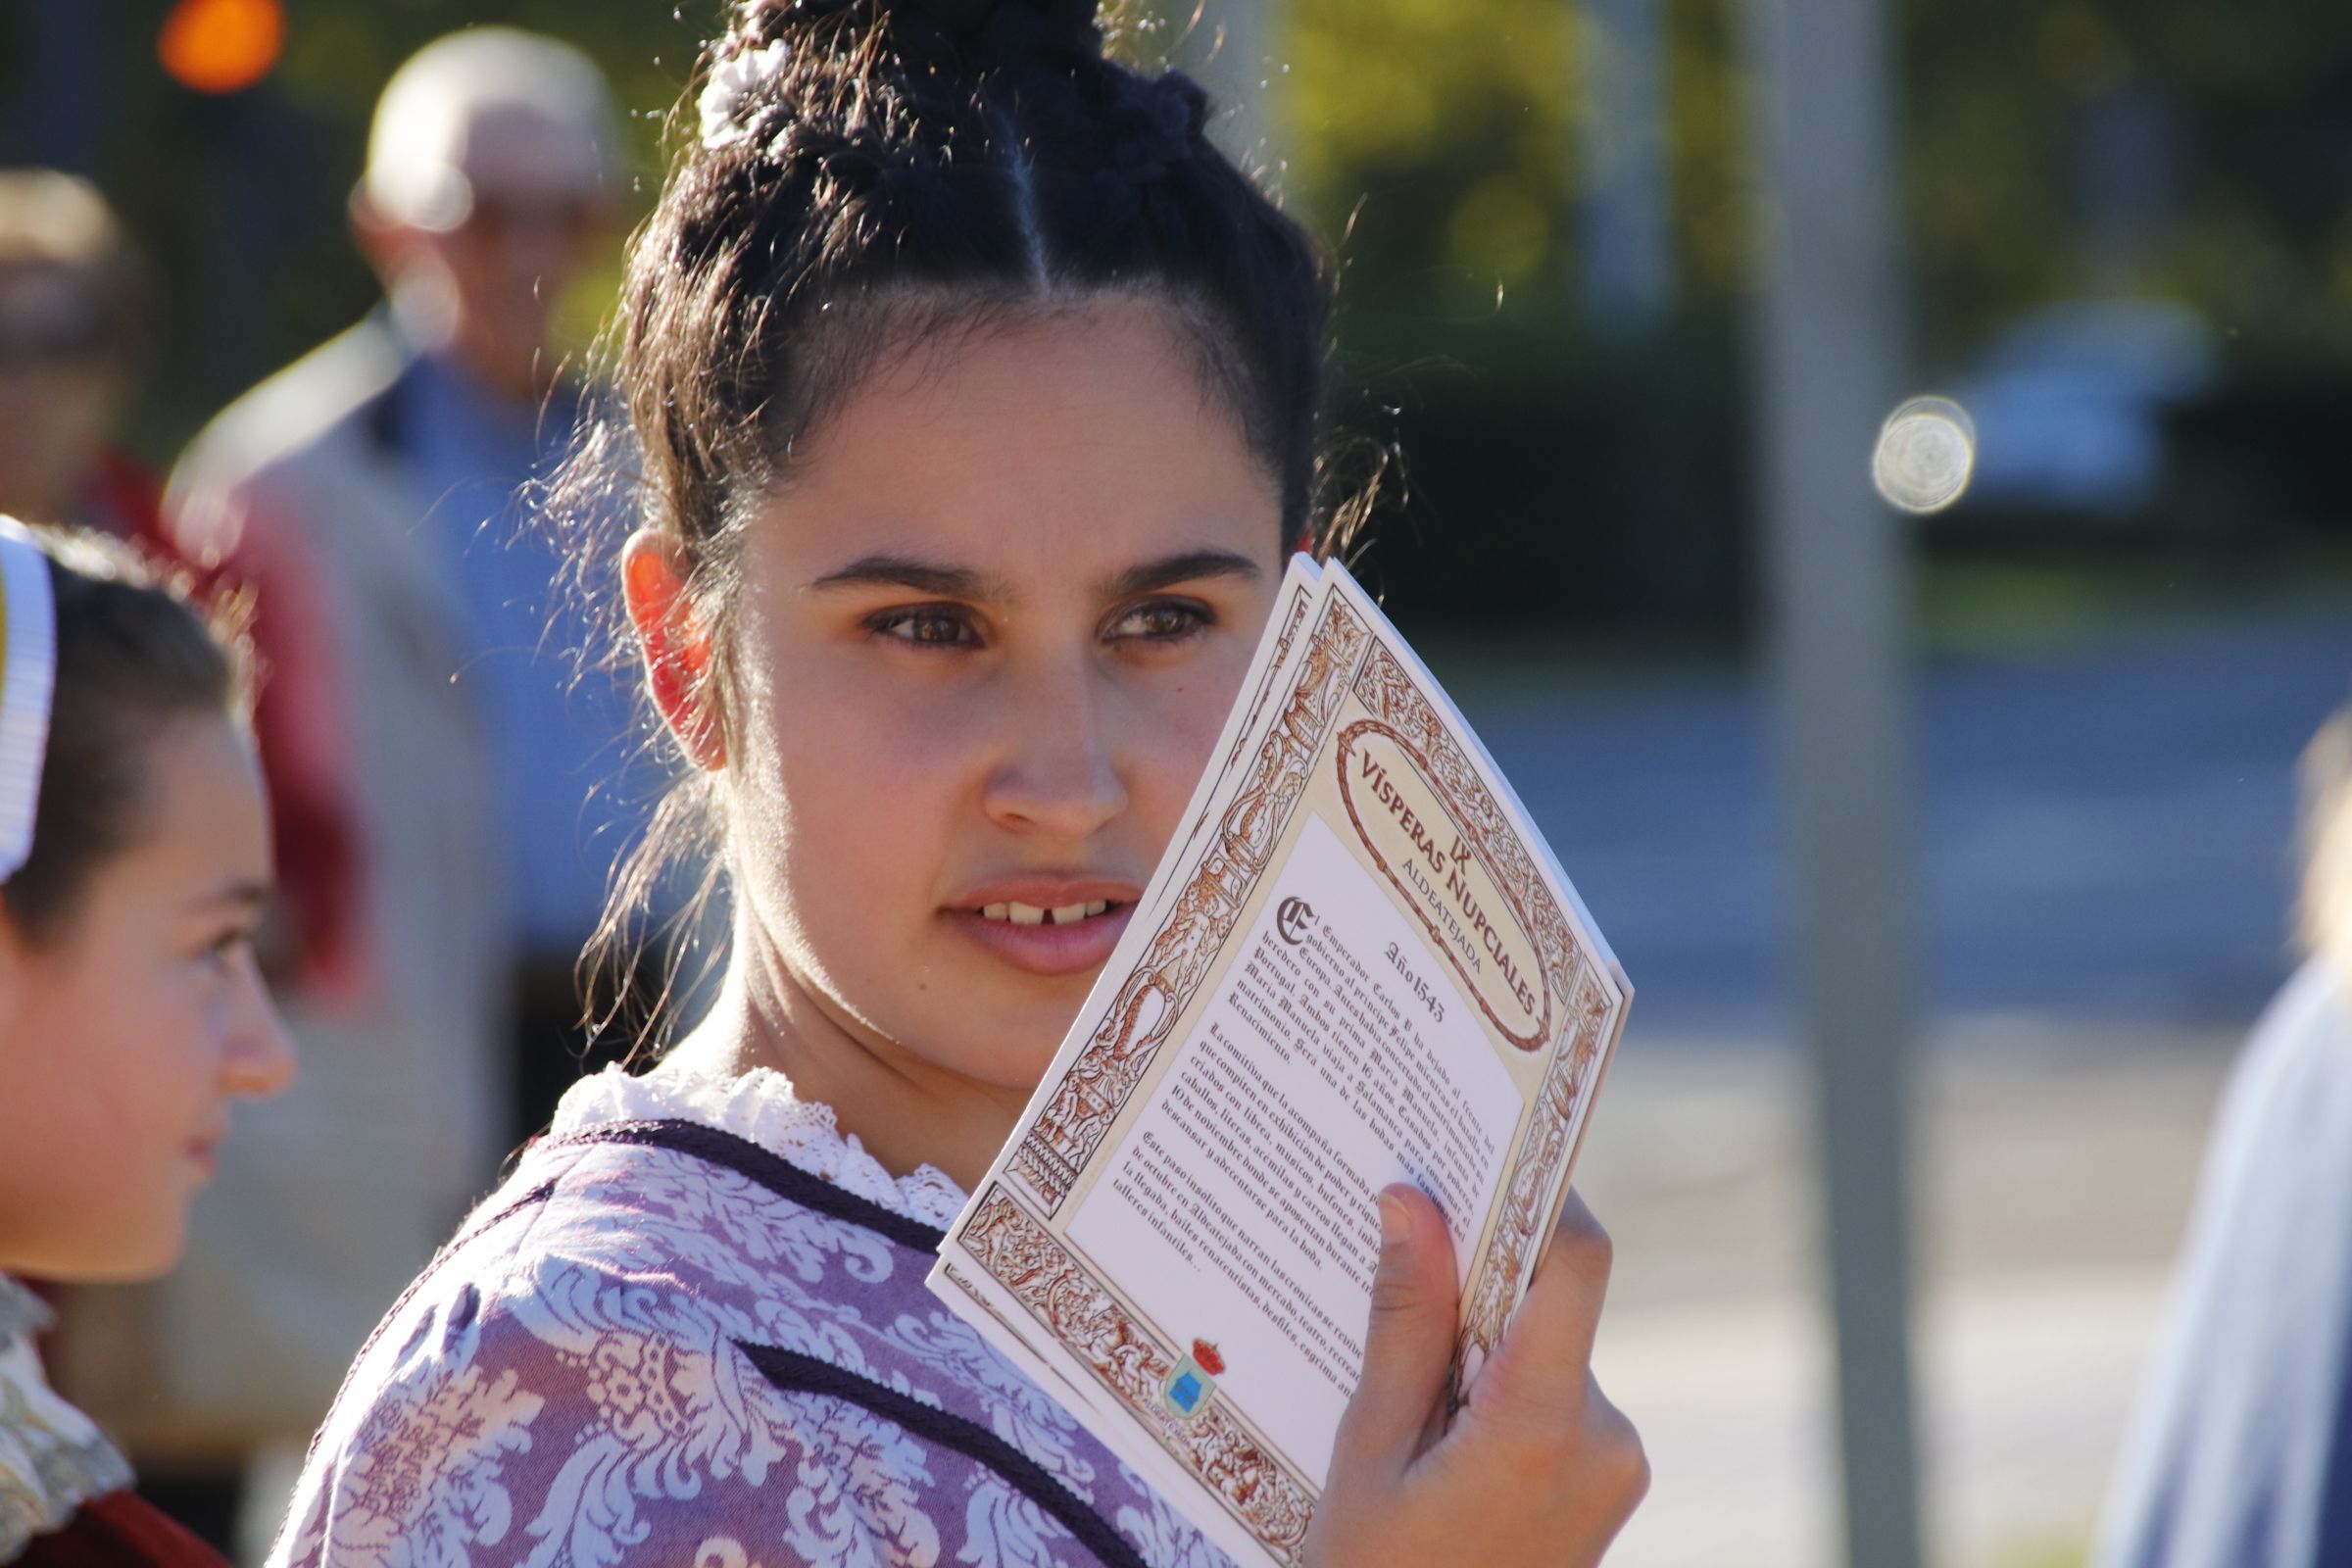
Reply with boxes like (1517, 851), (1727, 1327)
(1580, 0), (1674, 331)
(10, 0), (100, 172)
(1738, 0), (1924, 1564)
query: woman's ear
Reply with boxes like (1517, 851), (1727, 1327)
(621, 531), (726, 771)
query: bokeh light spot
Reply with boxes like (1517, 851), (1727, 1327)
(1446, 176), (1552, 290)
(1872, 396), (1978, 514)
(160, 0), (285, 96)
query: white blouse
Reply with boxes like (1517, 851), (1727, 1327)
(0, 1278), (132, 1564)
(550, 1062), (972, 1231)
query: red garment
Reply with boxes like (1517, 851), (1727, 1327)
(80, 453), (169, 556)
(11, 1493), (227, 1568)
(192, 492), (372, 1001)
(89, 447), (369, 1001)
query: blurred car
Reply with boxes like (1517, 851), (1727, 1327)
(1946, 299), (2222, 518)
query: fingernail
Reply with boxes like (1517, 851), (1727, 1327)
(1378, 1192), (1408, 1251)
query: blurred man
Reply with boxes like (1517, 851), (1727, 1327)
(0, 171), (163, 542)
(63, 27), (635, 1541)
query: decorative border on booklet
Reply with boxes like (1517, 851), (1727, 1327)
(1346, 643), (1619, 1391)
(1334, 715), (1555, 1051)
(960, 1185), (1318, 1565)
(1453, 969), (1614, 1391)
(1224, 582), (1317, 776)
(1012, 595), (1372, 1212)
(1348, 645), (1588, 1000)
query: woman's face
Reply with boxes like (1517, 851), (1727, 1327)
(721, 296), (1287, 1092)
(0, 713), (294, 1281)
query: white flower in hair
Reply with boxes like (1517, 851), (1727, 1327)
(699, 39), (792, 150)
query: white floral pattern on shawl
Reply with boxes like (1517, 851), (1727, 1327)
(270, 1110), (1234, 1568)
(1, 1277), (134, 1564)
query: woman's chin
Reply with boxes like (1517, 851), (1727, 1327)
(949, 998), (1096, 1098)
(15, 1222), (185, 1285)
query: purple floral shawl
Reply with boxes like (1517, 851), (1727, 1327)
(267, 1116), (1234, 1568)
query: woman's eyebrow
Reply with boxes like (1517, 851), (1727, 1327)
(190, 879), (275, 917)
(808, 548), (1263, 603)
(808, 554), (1003, 599)
(1100, 549), (1264, 601)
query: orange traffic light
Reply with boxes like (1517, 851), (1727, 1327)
(160, 0), (285, 96)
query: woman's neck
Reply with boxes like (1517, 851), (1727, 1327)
(661, 929), (1029, 1194)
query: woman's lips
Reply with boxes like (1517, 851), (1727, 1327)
(946, 902), (1137, 978)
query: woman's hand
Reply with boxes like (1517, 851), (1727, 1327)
(1305, 1186), (1647, 1568)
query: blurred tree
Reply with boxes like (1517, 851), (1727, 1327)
(1277, 0), (1753, 320)
(1284, 0), (1575, 311)
(1905, 0), (2352, 357)
(6, 0), (2352, 622)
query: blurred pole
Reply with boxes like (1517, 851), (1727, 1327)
(1738, 0), (1924, 1565)
(1580, 0), (1674, 332)
(1181, 0), (1283, 188)
(13, 0), (100, 172)
(190, 93), (275, 412)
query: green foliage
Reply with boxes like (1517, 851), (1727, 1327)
(1276, 0), (1755, 318)
(1284, 0), (1574, 308)
(1276, 0), (2352, 362)
(1904, 0), (2352, 358)
(7, 0), (2350, 631)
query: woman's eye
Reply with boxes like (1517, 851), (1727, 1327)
(198, 930), (252, 973)
(1109, 600), (1212, 643)
(870, 606), (981, 648)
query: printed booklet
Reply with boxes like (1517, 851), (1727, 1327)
(927, 556), (1632, 1568)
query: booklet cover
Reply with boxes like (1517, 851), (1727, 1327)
(927, 557), (1632, 1568)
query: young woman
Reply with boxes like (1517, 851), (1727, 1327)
(0, 519), (295, 1567)
(270, 4), (1647, 1566)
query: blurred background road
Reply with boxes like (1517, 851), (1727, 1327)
(1455, 599), (2352, 1033)
(1436, 596), (2352, 1566)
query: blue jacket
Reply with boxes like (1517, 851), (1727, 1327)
(2099, 961), (2352, 1567)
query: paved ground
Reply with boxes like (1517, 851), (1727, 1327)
(1576, 1029), (2234, 1568)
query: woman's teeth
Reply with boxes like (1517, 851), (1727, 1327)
(979, 900), (1111, 926)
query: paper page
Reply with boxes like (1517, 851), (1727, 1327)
(929, 562), (1631, 1568)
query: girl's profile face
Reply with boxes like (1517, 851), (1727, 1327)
(0, 713), (294, 1281)
(723, 295), (1287, 1090)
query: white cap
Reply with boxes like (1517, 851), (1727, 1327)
(360, 27), (621, 232)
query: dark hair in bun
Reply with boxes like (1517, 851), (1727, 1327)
(616, 0), (1331, 539)
(570, 0), (1353, 1024)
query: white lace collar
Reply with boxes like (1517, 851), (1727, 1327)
(0, 1278), (133, 1563)
(551, 1065), (971, 1233)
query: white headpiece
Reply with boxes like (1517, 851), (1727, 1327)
(0, 517), (56, 881)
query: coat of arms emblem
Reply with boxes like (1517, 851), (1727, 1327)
(1161, 1338), (1225, 1420)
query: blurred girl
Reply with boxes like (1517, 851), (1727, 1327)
(2094, 715), (2352, 1567)
(270, 4), (1647, 1567)
(0, 520), (294, 1567)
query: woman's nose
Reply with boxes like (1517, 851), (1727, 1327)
(980, 659), (1131, 842)
(222, 953), (297, 1101)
